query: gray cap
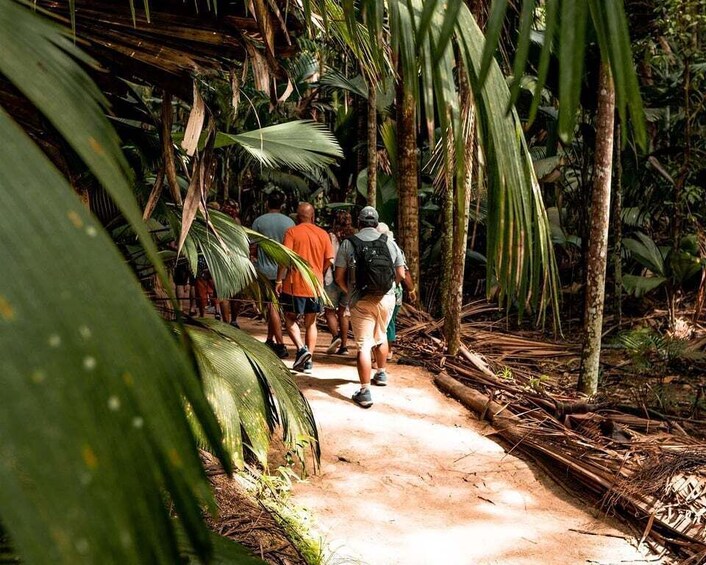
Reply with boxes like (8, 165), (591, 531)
(358, 206), (379, 223)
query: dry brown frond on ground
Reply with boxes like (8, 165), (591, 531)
(396, 302), (706, 562)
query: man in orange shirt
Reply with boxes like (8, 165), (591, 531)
(275, 203), (334, 374)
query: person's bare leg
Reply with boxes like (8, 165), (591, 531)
(284, 313), (304, 350)
(267, 303), (283, 343)
(338, 306), (349, 348)
(266, 310), (274, 342)
(303, 313), (318, 353)
(356, 347), (373, 386)
(218, 300), (231, 324)
(324, 308), (339, 338)
(189, 285), (197, 315)
(374, 340), (389, 372)
(230, 298), (241, 326)
(176, 284), (190, 314)
(195, 279), (208, 317)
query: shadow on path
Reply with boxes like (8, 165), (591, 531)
(240, 318), (647, 565)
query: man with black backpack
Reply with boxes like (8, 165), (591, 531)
(334, 206), (405, 408)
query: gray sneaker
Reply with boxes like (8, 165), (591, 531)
(372, 371), (388, 386)
(326, 335), (342, 354)
(292, 347), (312, 372)
(352, 388), (373, 408)
(303, 360), (313, 375)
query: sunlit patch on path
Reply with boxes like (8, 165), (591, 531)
(241, 318), (648, 565)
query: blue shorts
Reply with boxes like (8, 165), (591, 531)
(280, 293), (322, 315)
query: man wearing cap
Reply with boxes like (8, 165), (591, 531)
(334, 206), (405, 408)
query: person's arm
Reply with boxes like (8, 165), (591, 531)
(275, 265), (287, 296)
(335, 266), (348, 294)
(334, 240), (350, 293)
(275, 228), (293, 295)
(402, 269), (417, 303)
(390, 241), (405, 283)
(323, 232), (335, 274)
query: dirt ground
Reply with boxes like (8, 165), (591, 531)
(242, 318), (655, 565)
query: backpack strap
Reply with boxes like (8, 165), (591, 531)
(348, 234), (362, 248)
(348, 234), (386, 247)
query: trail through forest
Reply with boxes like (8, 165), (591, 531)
(244, 319), (651, 565)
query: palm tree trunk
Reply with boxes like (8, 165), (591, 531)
(395, 76), (420, 292)
(612, 121), (623, 327)
(443, 75), (475, 355)
(578, 64), (615, 395)
(356, 95), (367, 177)
(367, 84), (377, 206)
(442, 141), (454, 320)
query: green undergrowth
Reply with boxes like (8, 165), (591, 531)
(237, 467), (328, 565)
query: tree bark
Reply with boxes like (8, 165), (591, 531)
(442, 139), (455, 321)
(395, 76), (420, 292)
(356, 95), (367, 181)
(443, 72), (475, 355)
(366, 85), (378, 206)
(612, 121), (622, 327)
(578, 64), (615, 395)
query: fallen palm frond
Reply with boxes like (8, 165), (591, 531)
(397, 303), (706, 562)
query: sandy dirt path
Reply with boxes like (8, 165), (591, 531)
(243, 318), (650, 565)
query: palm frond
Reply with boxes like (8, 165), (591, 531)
(214, 120), (343, 173)
(0, 0), (176, 305)
(481, 0), (646, 147)
(0, 105), (225, 562)
(623, 232), (666, 276)
(319, 68), (369, 98)
(243, 226), (328, 300)
(185, 322), (320, 469)
(455, 4), (561, 324)
(172, 211), (326, 303)
(175, 522), (266, 564)
(185, 211), (258, 299)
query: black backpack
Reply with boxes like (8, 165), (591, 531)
(348, 234), (395, 297)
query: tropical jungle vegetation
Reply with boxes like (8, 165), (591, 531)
(0, 0), (704, 562)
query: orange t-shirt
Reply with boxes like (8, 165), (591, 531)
(282, 223), (334, 297)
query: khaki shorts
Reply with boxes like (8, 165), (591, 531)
(350, 294), (396, 351)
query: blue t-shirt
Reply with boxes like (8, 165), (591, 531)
(251, 212), (295, 280)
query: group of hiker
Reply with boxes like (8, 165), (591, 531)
(186, 191), (416, 409)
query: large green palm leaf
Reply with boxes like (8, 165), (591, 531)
(0, 2), (273, 562)
(479, 0), (646, 146)
(454, 5), (560, 322)
(0, 105), (225, 563)
(213, 120), (343, 173)
(185, 321), (321, 469)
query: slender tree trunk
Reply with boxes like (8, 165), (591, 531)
(442, 140), (455, 318)
(612, 121), (623, 327)
(356, 95), (367, 179)
(578, 65), (615, 395)
(443, 74), (475, 355)
(367, 85), (378, 206)
(395, 76), (420, 291)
